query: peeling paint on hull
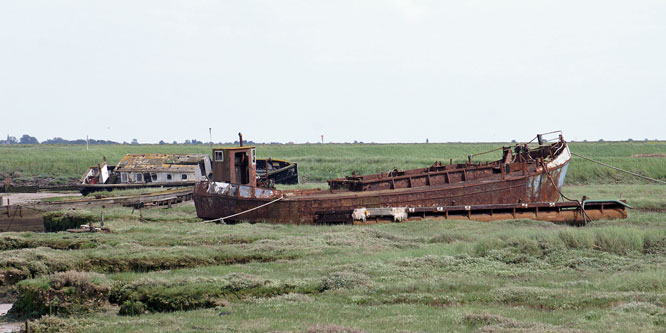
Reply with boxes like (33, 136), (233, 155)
(194, 140), (573, 224)
(194, 161), (569, 224)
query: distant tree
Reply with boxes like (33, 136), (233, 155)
(191, 139), (203, 145)
(19, 134), (39, 144)
(184, 140), (192, 145)
(172, 141), (178, 145)
(131, 139), (138, 145)
(6, 136), (17, 144)
(627, 138), (633, 142)
(645, 138), (649, 142)
(598, 139), (604, 142)
(41, 137), (117, 144)
(159, 140), (166, 145)
(90, 139), (118, 144)
(42, 137), (65, 144)
(511, 139), (517, 143)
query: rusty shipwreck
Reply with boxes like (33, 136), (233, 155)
(193, 133), (629, 225)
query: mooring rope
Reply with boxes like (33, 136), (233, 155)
(3, 205), (21, 232)
(200, 195), (285, 224)
(468, 146), (505, 160)
(571, 152), (666, 185)
(541, 161), (590, 225)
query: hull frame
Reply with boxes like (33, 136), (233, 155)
(194, 144), (572, 224)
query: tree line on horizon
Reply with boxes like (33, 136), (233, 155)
(1, 134), (661, 145)
(1, 134), (260, 145)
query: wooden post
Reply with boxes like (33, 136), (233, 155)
(100, 205), (105, 227)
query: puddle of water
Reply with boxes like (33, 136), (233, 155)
(0, 304), (21, 333)
(0, 305), (11, 316)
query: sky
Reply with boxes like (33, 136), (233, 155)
(1, 0), (665, 144)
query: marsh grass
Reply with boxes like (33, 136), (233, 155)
(2, 198), (663, 331)
(1, 142), (666, 331)
(1, 141), (665, 185)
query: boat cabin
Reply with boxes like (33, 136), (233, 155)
(113, 154), (211, 184)
(211, 146), (256, 186)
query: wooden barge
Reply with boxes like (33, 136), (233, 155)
(193, 133), (628, 225)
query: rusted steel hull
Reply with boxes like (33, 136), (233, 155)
(256, 159), (299, 185)
(194, 146), (571, 224)
(192, 136), (621, 224)
(351, 201), (628, 225)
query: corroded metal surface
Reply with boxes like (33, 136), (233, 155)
(194, 135), (592, 224)
(256, 158), (299, 186)
(352, 201), (628, 225)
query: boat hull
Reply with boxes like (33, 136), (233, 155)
(193, 151), (570, 224)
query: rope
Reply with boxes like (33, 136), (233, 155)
(541, 161), (589, 225)
(524, 130), (562, 145)
(470, 131), (563, 161)
(571, 152), (666, 185)
(200, 195), (284, 223)
(3, 203), (53, 232)
(14, 204), (50, 213)
(469, 146), (505, 160)
(4, 205), (21, 232)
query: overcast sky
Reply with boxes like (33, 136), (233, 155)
(1, 1), (664, 144)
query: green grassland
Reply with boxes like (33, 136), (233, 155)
(1, 142), (665, 332)
(1, 141), (665, 185)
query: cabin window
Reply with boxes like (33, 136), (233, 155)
(251, 148), (256, 165)
(167, 174), (172, 181)
(214, 151), (224, 162)
(136, 173), (143, 182)
(151, 173), (157, 181)
(181, 174), (187, 180)
(121, 173), (127, 182)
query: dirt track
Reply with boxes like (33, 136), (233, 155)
(1, 192), (79, 206)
